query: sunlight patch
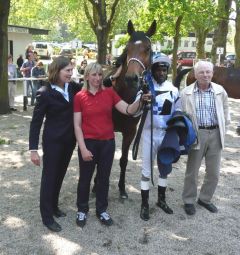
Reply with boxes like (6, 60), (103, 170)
(127, 185), (140, 193)
(3, 180), (31, 189)
(4, 216), (25, 229)
(171, 233), (189, 241)
(43, 235), (82, 255)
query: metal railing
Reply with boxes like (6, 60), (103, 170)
(8, 77), (48, 111)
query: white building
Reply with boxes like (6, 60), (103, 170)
(160, 32), (213, 53)
(8, 25), (49, 63)
(111, 32), (214, 57)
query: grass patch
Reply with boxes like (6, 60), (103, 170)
(0, 137), (11, 145)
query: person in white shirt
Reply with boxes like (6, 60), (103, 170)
(139, 54), (180, 221)
(70, 59), (81, 83)
(8, 55), (18, 111)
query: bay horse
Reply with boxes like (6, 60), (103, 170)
(174, 66), (240, 99)
(110, 20), (156, 198)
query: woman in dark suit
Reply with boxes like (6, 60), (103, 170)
(29, 56), (81, 232)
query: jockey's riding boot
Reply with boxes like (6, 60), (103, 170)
(156, 186), (173, 214)
(140, 189), (149, 221)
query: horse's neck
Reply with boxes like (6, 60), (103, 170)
(114, 64), (128, 96)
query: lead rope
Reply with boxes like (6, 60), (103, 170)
(150, 94), (154, 186)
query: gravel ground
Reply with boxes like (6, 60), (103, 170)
(0, 95), (240, 255)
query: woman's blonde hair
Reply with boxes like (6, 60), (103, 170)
(83, 62), (103, 90)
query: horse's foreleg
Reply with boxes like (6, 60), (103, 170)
(119, 130), (136, 199)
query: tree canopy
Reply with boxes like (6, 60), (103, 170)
(0, 0), (239, 113)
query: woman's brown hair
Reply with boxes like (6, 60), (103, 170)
(48, 56), (71, 84)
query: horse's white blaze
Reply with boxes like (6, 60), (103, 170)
(134, 40), (142, 45)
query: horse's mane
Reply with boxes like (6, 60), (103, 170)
(174, 68), (192, 89)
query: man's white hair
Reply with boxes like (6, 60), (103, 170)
(194, 60), (214, 73)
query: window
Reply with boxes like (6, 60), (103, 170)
(184, 40), (189, 47)
(167, 40), (172, 48)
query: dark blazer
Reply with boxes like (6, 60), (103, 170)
(29, 81), (82, 150)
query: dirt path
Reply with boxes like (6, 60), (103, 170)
(0, 97), (240, 255)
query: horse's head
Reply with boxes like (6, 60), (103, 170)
(123, 20), (156, 101)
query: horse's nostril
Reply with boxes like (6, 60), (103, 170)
(125, 75), (139, 84)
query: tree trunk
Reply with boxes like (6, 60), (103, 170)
(97, 30), (108, 64)
(195, 29), (207, 59)
(211, 0), (232, 65)
(0, 0), (10, 114)
(234, 0), (240, 68)
(85, 0), (120, 65)
(172, 15), (183, 82)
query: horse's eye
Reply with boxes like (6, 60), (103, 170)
(145, 46), (151, 53)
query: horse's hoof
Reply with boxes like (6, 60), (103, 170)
(120, 190), (128, 199)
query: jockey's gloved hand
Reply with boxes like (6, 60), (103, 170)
(103, 77), (113, 87)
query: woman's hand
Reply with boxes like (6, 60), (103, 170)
(81, 148), (93, 161)
(30, 151), (41, 166)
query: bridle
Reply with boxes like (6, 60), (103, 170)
(127, 57), (146, 71)
(126, 36), (152, 75)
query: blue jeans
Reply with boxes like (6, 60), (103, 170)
(31, 81), (41, 105)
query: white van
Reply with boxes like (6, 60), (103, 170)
(33, 42), (53, 59)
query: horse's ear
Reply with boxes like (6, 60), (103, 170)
(127, 20), (135, 35)
(145, 20), (157, 38)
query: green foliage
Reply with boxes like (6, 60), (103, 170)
(8, 0), (145, 43)
(0, 137), (10, 145)
(114, 34), (129, 48)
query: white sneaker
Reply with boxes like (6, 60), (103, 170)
(76, 212), (87, 227)
(96, 211), (113, 226)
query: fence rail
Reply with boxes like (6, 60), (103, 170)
(8, 77), (48, 111)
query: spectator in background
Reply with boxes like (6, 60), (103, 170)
(16, 54), (24, 78)
(8, 55), (18, 111)
(71, 59), (80, 83)
(33, 51), (39, 63)
(20, 52), (35, 105)
(106, 53), (112, 65)
(16, 54), (24, 69)
(79, 59), (87, 75)
(31, 61), (47, 105)
(82, 48), (89, 59)
(25, 44), (34, 59)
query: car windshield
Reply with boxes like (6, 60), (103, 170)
(36, 44), (47, 49)
(226, 55), (235, 60)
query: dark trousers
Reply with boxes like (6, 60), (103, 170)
(77, 139), (115, 214)
(40, 141), (75, 225)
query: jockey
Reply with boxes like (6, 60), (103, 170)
(139, 53), (180, 221)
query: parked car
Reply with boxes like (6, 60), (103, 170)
(59, 48), (74, 59)
(224, 54), (236, 67)
(177, 51), (196, 67)
(33, 42), (53, 59)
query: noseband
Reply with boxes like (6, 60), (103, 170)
(127, 57), (146, 71)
